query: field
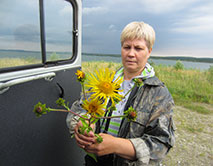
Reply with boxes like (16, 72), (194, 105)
(82, 61), (213, 166)
(0, 58), (212, 165)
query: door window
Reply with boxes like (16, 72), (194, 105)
(0, 0), (74, 70)
(44, 0), (73, 62)
(0, 0), (41, 68)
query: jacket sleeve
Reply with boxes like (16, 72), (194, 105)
(66, 99), (86, 135)
(129, 86), (175, 165)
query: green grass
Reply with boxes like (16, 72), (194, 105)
(82, 61), (213, 166)
(154, 64), (213, 105)
(82, 61), (213, 106)
(2, 58), (212, 111)
(0, 58), (40, 68)
(1, 59), (212, 165)
(182, 102), (212, 114)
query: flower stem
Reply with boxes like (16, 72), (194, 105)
(81, 82), (87, 100)
(123, 84), (136, 98)
(49, 108), (89, 121)
(88, 118), (92, 127)
(96, 115), (127, 119)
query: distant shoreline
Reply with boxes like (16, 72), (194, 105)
(0, 49), (212, 63)
(82, 53), (213, 63)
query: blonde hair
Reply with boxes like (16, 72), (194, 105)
(120, 21), (155, 50)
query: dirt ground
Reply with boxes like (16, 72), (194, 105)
(162, 104), (213, 166)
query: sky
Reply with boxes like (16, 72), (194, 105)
(0, 0), (73, 53)
(0, 0), (213, 58)
(82, 0), (213, 58)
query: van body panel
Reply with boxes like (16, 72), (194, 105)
(0, 0), (85, 165)
(0, 68), (85, 166)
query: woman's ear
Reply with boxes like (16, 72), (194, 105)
(147, 48), (152, 58)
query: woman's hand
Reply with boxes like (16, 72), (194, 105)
(74, 120), (96, 149)
(85, 133), (136, 160)
(75, 122), (136, 160)
(84, 133), (116, 156)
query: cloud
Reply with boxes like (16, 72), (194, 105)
(139, 0), (199, 14)
(102, 0), (199, 14)
(109, 25), (115, 29)
(59, 5), (72, 16)
(24, 0), (39, 10)
(83, 7), (108, 15)
(13, 24), (40, 42)
(70, 0), (213, 57)
(172, 16), (213, 33)
(83, 24), (93, 28)
(108, 24), (117, 32)
(171, 2), (213, 33)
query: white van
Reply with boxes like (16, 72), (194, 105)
(0, 0), (84, 165)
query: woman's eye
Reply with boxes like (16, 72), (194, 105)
(123, 46), (130, 49)
(135, 47), (143, 51)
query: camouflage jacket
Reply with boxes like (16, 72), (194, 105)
(66, 76), (175, 166)
(110, 76), (175, 166)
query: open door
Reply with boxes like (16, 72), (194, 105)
(0, 0), (84, 165)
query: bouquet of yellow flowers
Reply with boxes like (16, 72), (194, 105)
(33, 68), (141, 160)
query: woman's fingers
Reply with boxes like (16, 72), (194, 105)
(76, 130), (95, 143)
(74, 121), (96, 149)
(74, 132), (92, 148)
(74, 133), (85, 148)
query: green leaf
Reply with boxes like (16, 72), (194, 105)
(80, 118), (88, 127)
(56, 98), (65, 106)
(86, 151), (97, 162)
(90, 117), (99, 124)
(78, 125), (87, 134)
(95, 134), (103, 143)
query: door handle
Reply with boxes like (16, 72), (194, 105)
(0, 72), (56, 94)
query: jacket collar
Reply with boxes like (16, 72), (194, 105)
(143, 76), (164, 86)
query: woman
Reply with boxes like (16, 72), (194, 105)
(66, 21), (175, 166)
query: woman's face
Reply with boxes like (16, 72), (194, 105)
(121, 38), (152, 76)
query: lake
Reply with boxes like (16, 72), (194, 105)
(82, 54), (213, 71)
(0, 49), (212, 70)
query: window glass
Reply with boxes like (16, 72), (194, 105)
(0, 0), (41, 69)
(44, 0), (73, 62)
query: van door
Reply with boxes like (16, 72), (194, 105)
(0, 0), (84, 165)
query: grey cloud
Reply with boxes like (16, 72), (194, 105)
(83, 7), (108, 15)
(13, 24), (40, 42)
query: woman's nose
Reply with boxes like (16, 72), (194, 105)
(128, 48), (135, 57)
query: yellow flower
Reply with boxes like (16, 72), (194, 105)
(82, 99), (105, 117)
(85, 68), (123, 106)
(75, 70), (86, 83)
